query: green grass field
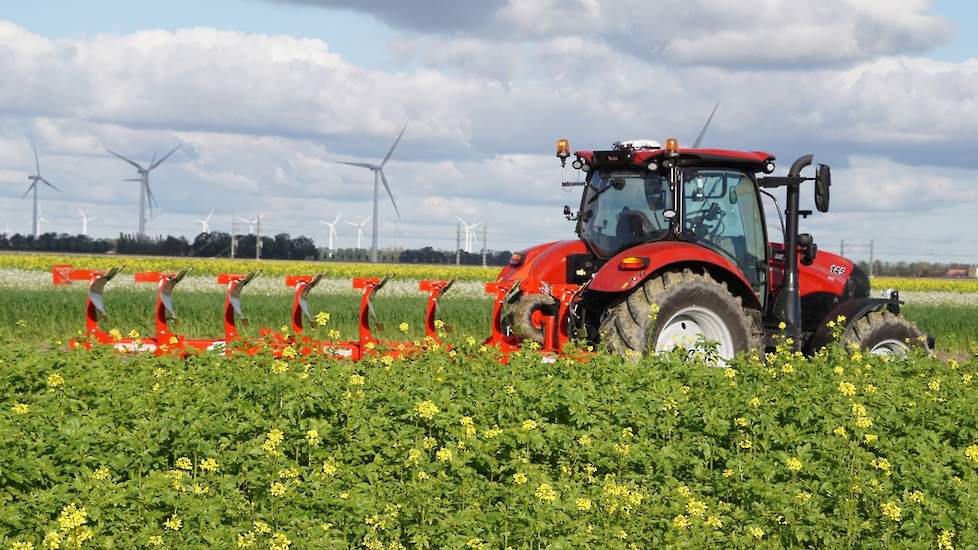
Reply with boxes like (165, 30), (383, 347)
(0, 287), (974, 354)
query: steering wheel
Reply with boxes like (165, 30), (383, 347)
(688, 202), (725, 240)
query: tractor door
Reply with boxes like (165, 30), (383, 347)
(683, 169), (768, 305)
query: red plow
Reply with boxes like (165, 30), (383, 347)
(56, 265), (582, 361)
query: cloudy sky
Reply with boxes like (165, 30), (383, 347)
(1, 0), (976, 262)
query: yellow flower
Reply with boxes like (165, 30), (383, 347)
(964, 444), (978, 463)
(237, 531), (257, 548)
(47, 373), (64, 388)
(399, 322), (410, 333)
(786, 457), (802, 472)
(739, 438), (752, 450)
(328, 329), (341, 340)
(315, 311), (331, 327)
(270, 481), (287, 496)
(11, 403), (29, 415)
(723, 468), (733, 478)
(880, 501), (902, 521)
(416, 471), (429, 481)
(348, 374), (365, 385)
(723, 368), (737, 380)
(671, 515), (689, 530)
(108, 328), (122, 341)
(872, 457), (892, 476)
(322, 460), (338, 476)
(834, 426), (848, 439)
(855, 416), (873, 429)
(513, 472), (528, 485)
(614, 443), (630, 456)
(781, 363), (794, 374)
(929, 378), (941, 392)
(271, 360), (289, 374)
(128, 329), (140, 339)
(281, 345), (297, 359)
(938, 530), (955, 550)
(422, 436), (437, 450)
(200, 458), (219, 472)
(676, 485), (691, 497)
(864, 433), (878, 443)
(263, 428), (285, 456)
(705, 515), (723, 529)
(863, 384), (877, 394)
(575, 498), (592, 511)
(253, 521), (272, 534)
(907, 490), (925, 503)
(415, 400), (439, 420)
(44, 530), (63, 549)
(57, 504), (87, 531)
(435, 447), (453, 462)
(482, 426), (502, 439)
(164, 514), (182, 531)
(795, 491), (812, 503)
(777, 321), (787, 330)
(748, 526), (764, 539)
(749, 397), (761, 408)
(735, 417), (749, 427)
(269, 532), (292, 550)
(11, 542), (34, 550)
(434, 319), (445, 330)
(407, 448), (423, 464)
(833, 366), (844, 375)
(838, 381), (856, 397)
(521, 419), (538, 431)
(534, 483), (558, 503)
(578, 435), (592, 447)
(92, 466), (111, 481)
(305, 429), (320, 447)
(686, 499), (707, 517)
(175, 457), (192, 470)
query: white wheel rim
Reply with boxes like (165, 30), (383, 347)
(655, 305), (736, 361)
(869, 338), (909, 356)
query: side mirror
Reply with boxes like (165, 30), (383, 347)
(815, 164), (831, 212)
(798, 233), (817, 265)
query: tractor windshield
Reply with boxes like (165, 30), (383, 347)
(579, 169), (672, 258)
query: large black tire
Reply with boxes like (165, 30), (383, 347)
(599, 269), (760, 361)
(844, 310), (925, 355)
(511, 293), (558, 344)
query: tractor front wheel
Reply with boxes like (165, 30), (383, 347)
(845, 311), (925, 356)
(599, 269), (760, 362)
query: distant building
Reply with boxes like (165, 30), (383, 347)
(970, 266), (978, 278)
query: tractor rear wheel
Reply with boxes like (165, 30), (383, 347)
(511, 293), (558, 344)
(844, 310), (924, 356)
(599, 269), (760, 362)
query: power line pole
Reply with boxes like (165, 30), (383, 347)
(481, 223), (488, 268)
(455, 222), (461, 266)
(230, 215), (237, 258)
(255, 216), (262, 260)
(840, 238), (845, 257)
(869, 239), (874, 278)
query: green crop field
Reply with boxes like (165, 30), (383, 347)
(0, 329), (976, 548)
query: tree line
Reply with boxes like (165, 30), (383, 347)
(0, 232), (514, 266)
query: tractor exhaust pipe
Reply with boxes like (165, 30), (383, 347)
(781, 154), (812, 348)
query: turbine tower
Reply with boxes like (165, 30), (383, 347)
(195, 209), (215, 234)
(319, 214), (341, 258)
(334, 124), (406, 262)
(457, 216), (482, 253)
(345, 216), (371, 250)
(22, 142), (60, 239)
(77, 209), (98, 236)
(107, 144), (181, 238)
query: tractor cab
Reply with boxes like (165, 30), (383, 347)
(568, 139), (775, 303)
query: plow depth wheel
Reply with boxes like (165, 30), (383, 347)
(599, 268), (760, 362)
(845, 310), (924, 356)
(511, 293), (558, 344)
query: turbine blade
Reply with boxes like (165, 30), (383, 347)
(32, 141), (40, 176)
(344, 221), (359, 227)
(78, 208), (85, 217)
(21, 182), (36, 198)
(149, 144), (181, 170)
(456, 216), (466, 225)
(205, 209), (214, 222)
(378, 170), (401, 219)
(123, 178), (142, 182)
(107, 149), (144, 171)
(335, 161), (377, 170)
(381, 123), (407, 167)
(692, 101), (720, 149)
(40, 177), (60, 192)
(333, 214), (341, 224)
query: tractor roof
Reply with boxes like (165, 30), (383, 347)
(575, 147), (776, 173)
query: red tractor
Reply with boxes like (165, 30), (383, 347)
(497, 137), (928, 361)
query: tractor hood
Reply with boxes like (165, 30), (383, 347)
(496, 240), (589, 285)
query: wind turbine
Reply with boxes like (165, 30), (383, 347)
(77, 209), (98, 236)
(236, 214), (261, 235)
(334, 124), (406, 262)
(319, 214), (341, 257)
(37, 204), (51, 234)
(22, 141), (61, 239)
(691, 101), (720, 148)
(344, 216), (371, 250)
(107, 144), (181, 238)
(457, 216), (482, 253)
(195, 209), (215, 234)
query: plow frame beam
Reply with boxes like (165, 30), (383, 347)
(419, 279), (454, 340)
(484, 281), (519, 351)
(219, 272), (257, 344)
(286, 274), (325, 334)
(353, 276), (390, 350)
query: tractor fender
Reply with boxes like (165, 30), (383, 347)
(587, 241), (761, 310)
(496, 240), (589, 285)
(805, 297), (899, 353)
